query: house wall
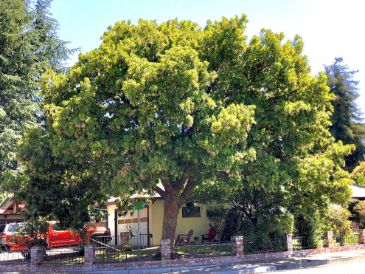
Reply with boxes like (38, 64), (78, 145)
(151, 200), (211, 245)
(108, 199), (211, 246)
(107, 203), (152, 246)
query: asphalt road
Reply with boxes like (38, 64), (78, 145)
(276, 260), (365, 274)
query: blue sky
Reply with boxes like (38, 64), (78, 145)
(51, 0), (364, 114)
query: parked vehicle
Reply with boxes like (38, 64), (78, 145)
(2, 221), (111, 251)
(1, 223), (23, 251)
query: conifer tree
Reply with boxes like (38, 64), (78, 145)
(325, 58), (365, 170)
(0, 0), (73, 190)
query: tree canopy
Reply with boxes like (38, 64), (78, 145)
(18, 15), (353, 247)
(0, 0), (73, 194)
(325, 58), (365, 170)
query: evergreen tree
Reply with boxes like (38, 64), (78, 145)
(0, 0), (37, 188)
(326, 58), (365, 170)
(0, 0), (73, 190)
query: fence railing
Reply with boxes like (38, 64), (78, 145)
(175, 241), (232, 258)
(43, 245), (84, 265)
(292, 236), (311, 250)
(93, 235), (159, 263)
(243, 235), (287, 254)
(0, 250), (28, 265)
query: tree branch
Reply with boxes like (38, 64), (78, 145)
(152, 186), (166, 198)
(180, 178), (198, 203)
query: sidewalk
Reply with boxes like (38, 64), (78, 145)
(90, 249), (365, 274)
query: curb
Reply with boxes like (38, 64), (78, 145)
(89, 253), (365, 274)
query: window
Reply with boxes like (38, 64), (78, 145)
(182, 206), (201, 218)
(52, 223), (65, 231)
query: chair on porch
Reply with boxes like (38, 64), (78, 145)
(202, 224), (217, 242)
(176, 229), (194, 245)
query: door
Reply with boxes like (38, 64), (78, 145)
(48, 223), (73, 248)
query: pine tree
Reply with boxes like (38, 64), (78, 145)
(0, 0), (37, 188)
(326, 58), (365, 170)
(0, 0), (73, 190)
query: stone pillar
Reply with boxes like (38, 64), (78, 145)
(30, 246), (45, 269)
(286, 234), (293, 254)
(232, 236), (244, 256)
(358, 229), (365, 244)
(84, 245), (94, 271)
(160, 239), (171, 260)
(324, 231), (335, 248)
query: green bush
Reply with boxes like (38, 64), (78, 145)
(344, 232), (359, 245)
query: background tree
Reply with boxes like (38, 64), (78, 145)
(325, 58), (365, 170)
(352, 161), (365, 186)
(0, 0), (73, 193)
(0, 0), (38, 191)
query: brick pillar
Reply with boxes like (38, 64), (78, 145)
(83, 245), (94, 271)
(160, 239), (171, 260)
(324, 231), (335, 248)
(358, 229), (365, 244)
(286, 234), (293, 254)
(232, 236), (244, 256)
(30, 246), (45, 269)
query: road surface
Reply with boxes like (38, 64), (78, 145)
(276, 260), (365, 274)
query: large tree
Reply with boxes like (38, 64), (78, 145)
(33, 17), (256, 245)
(194, 31), (353, 244)
(325, 58), (365, 170)
(0, 0), (73, 192)
(0, 0), (38, 189)
(20, 16), (352, 249)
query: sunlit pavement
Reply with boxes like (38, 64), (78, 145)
(276, 260), (365, 274)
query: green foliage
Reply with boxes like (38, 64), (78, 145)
(352, 161), (365, 186)
(27, 16), (258, 241)
(296, 214), (325, 248)
(326, 205), (352, 242)
(344, 232), (358, 245)
(17, 15), (353, 242)
(196, 35), (354, 242)
(18, 128), (107, 230)
(326, 58), (365, 170)
(0, 0), (73, 191)
(353, 200), (365, 228)
(0, 0), (38, 187)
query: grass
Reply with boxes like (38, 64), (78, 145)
(94, 242), (233, 262)
(174, 242), (232, 257)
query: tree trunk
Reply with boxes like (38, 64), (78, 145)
(161, 190), (181, 248)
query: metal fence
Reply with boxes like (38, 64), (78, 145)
(42, 245), (84, 265)
(243, 235), (287, 254)
(93, 235), (159, 263)
(174, 241), (232, 258)
(0, 250), (28, 265)
(292, 236), (311, 250)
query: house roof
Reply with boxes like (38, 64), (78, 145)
(351, 184), (365, 199)
(107, 182), (164, 205)
(0, 197), (14, 214)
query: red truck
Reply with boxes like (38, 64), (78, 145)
(1, 221), (111, 252)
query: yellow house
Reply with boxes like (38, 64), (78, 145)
(107, 194), (211, 246)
